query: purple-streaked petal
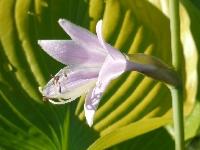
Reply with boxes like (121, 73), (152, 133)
(58, 19), (106, 55)
(84, 55), (128, 126)
(97, 55), (128, 84)
(38, 40), (106, 67)
(96, 20), (124, 59)
(41, 66), (99, 101)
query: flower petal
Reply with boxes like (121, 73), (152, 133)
(84, 55), (128, 126)
(96, 20), (124, 59)
(58, 19), (106, 55)
(84, 88), (97, 127)
(41, 66), (99, 102)
(38, 40), (105, 67)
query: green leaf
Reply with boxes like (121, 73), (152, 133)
(109, 127), (175, 150)
(88, 116), (171, 150)
(185, 101), (200, 140)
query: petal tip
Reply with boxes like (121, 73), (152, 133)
(58, 18), (65, 24)
(84, 105), (95, 127)
(97, 19), (103, 25)
(37, 40), (42, 45)
(58, 19), (72, 34)
(58, 18), (70, 28)
(87, 120), (93, 127)
(38, 86), (43, 93)
(37, 40), (47, 49)
(96, 20), (103, 32)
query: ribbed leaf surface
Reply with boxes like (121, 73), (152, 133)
(0, 0), (199, 149)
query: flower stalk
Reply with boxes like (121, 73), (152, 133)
(169, 0), (184, 150)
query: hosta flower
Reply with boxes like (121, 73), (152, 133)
(38, 19), (179, 127)
(38, 19), (130, 126)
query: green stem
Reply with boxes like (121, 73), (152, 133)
(170, 86), (184, 150)
(169, 0), (184, 150)
(170, 0), (180, 70)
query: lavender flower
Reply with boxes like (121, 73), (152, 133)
(38, 19), (179, 127)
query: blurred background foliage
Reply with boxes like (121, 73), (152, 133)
(0, 0), (199, 149)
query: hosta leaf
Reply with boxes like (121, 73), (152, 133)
(0, 0), (199, 149)
(109, 127), (175, 150)
(185, 101), (200, 140)
(88, 116), (171, 150)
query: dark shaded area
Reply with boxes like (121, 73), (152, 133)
(108, 127), (174, 150)
(68, 102), (99, 150)
(186, 135), (200, 150)
(191, 0), (200, 10)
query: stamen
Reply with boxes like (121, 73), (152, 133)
(48, 99), (69, 104)
(63, 72), (68, 77)
(58, 82), (62, 93)
(47, 98), (73, 105)
(53, 76), (60, 84)
(42, 96), (49, 102)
